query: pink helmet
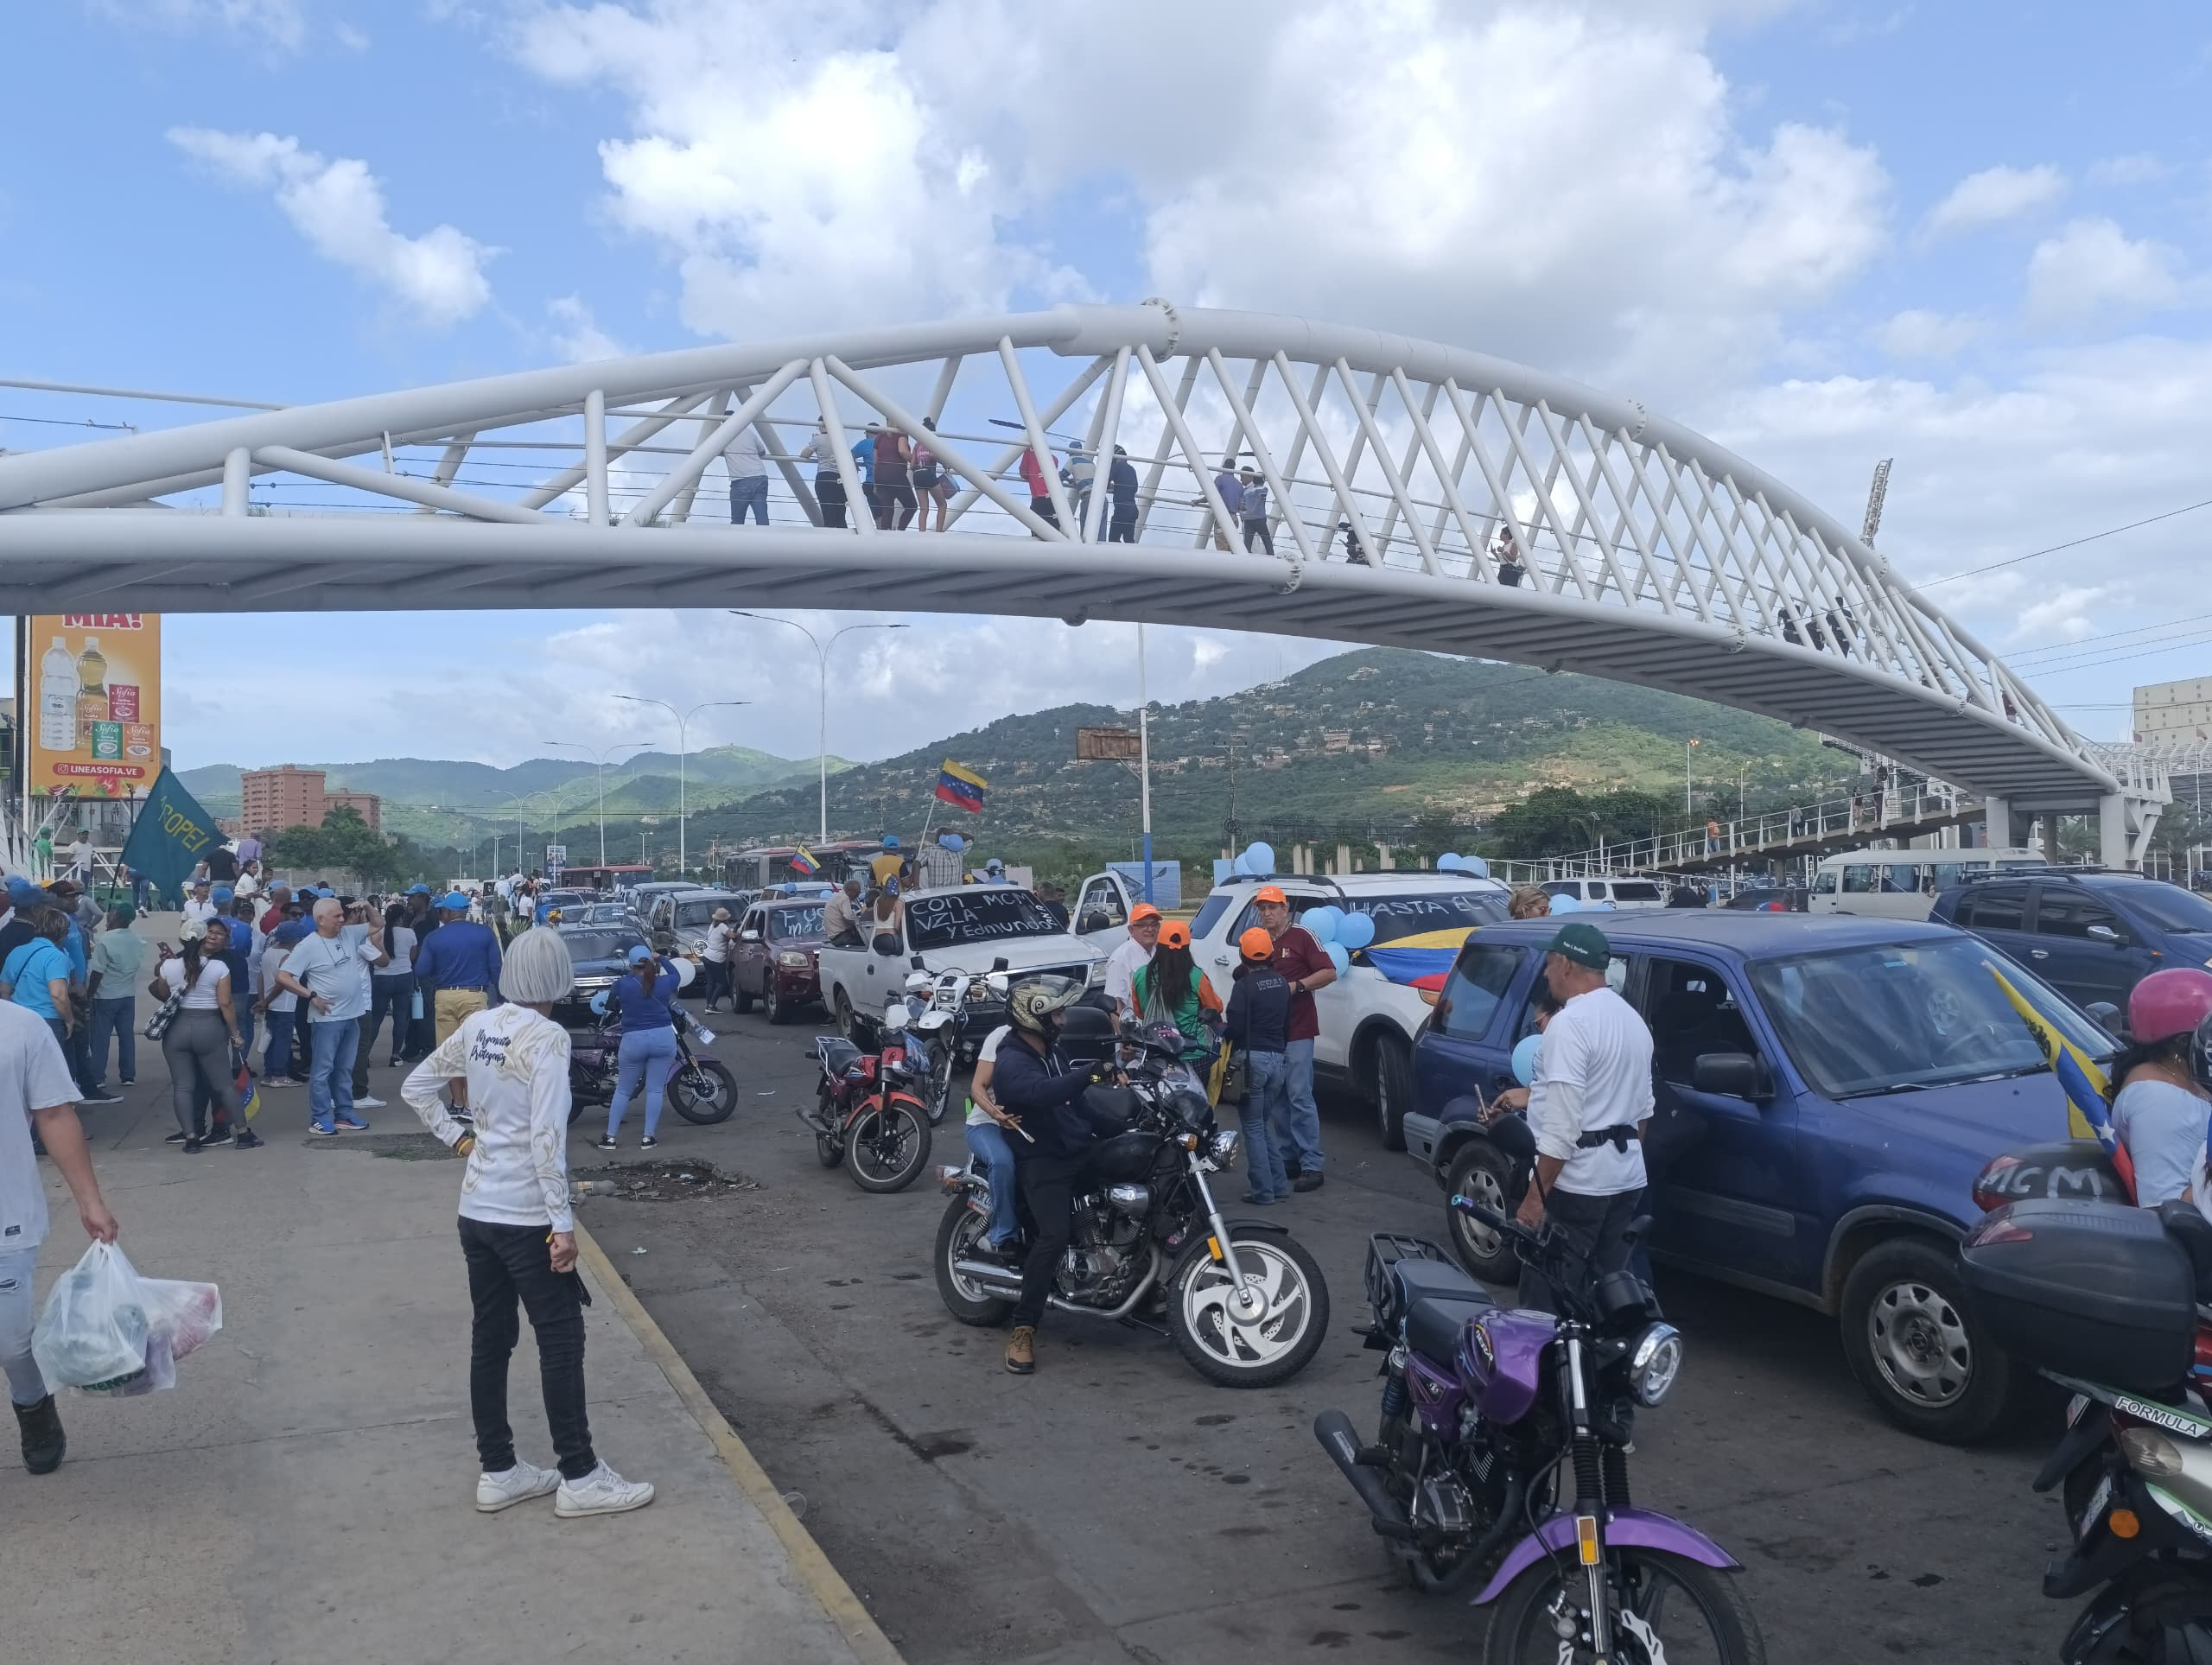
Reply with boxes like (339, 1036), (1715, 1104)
(2127, 968), (2212, 1045)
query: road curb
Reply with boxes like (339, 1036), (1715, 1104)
(574, 1219), (906, 1665)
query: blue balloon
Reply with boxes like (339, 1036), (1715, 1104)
(1437, 851), (1463, 872)
(589, 990), (611, 1015)
(1302, 906), (1343, 944)
(1244, 842), (1275, 875)
(1325, 943), (1350, 976)
(1336, 912), (1376, 950)
(1231, 849), (1257, 876)
(1548, 893), (1581, 914)
(1459, 855), (1491, 878)
(1512, 1033), (1542, 1089)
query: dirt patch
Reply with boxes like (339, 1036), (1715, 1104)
(571, 1159), (760, 1203)
(304, 1132), (454, 1161)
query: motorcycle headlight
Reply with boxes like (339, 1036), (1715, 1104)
(778, 950), (810, 969)
(1628, 1323), (1682, 1408)
(1207, 1128), (1240, 1166)
(2120, 1427), (2185, 1478)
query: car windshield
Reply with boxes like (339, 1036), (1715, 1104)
(561, 930), (643, 963)
(904, 889), (1061, 950)
(768, 906), (824, 940)
(676, 898), (737, 926)
(1748, 937), (2116, 1100)
(2096, 878), (2212, 933)
(1338, 890), (1506, 945)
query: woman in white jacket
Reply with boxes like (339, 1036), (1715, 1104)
(403, 926), (654, 1518)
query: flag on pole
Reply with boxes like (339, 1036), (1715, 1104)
(934, 759), (988, 814)
(789, 845), (820, 876)
(1987, 962), (2133, 1198)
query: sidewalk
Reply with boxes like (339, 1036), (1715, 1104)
(3, 997), (897, 1664)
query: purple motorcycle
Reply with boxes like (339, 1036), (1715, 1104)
(1315, 1193), (1764, 1663)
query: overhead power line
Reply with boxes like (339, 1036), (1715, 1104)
(1916, 494), (2212, 588)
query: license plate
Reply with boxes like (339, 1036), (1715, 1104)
(2066, 1393), (2090, 1428)
(2076, 1472), (2113, 1541)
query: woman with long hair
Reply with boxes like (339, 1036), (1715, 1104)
(913, 416), (952, 531)
(1131, 922), (1224, 1062)
(402, 925), (654, 1518)
(598, 944), (682, 1152)
(148, 918), (246, 1152)
(2107, 969), (2212, 1206)
(365, 902), (419, 1068)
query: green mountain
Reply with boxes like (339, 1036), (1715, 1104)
(685, 648), (1858, 858)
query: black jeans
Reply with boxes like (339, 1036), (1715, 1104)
(817, 474), (847, 528)
(458, 1215), (596, 1480)
(1242, 517), (1274, 556)
(1011, 1153), (1085, 1329)
(1521, 1186), (1645, 1315)
(1108, 507), (1136, 543)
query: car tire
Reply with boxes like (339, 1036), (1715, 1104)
(1442, 1141), (1520, 1287)
(835, 987), (862, 1043)
(1373, 1033), (1412, 1153)
(764, 977), (791, 1026)
(1840, 1236), (2015, 1444)
(732, 972), (755, 1015)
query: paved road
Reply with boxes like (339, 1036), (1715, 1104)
(580, 1006), (2069, 1664)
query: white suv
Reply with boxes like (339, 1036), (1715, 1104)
(1075, 867), (1510, 1150)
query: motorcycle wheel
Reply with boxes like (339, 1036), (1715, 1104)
(1166, 1232), (1331, 1389)
(815, 1130), (842, 1167)
(925, 1045), (954, 1125)
(935, 1197), (1014, 1326)
(1482, 1547), (1765, 1665)
(844, 1097), (931, 1192)
(670, 1058), (738, 1125)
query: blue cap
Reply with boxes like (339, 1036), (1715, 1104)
(5, 877), (36, 904)
(407, 883), (431, 895)
(440, 891), (470, 911)
(882, 834), (899, 849)
(626, 944), (652, 965)
(212, 886), (234, 902)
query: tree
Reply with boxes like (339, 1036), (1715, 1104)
(265, 807), (404, 886)
(1484, 786), (1674, 859)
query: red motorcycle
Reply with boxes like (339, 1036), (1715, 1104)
(803, 1027), (933, 1193)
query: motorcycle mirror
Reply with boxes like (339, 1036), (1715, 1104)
(911, 953), (927, 969)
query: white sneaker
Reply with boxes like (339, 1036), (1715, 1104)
(554, 1461), (656, 1518)
(475, 1460), (560, 1513)
(352, 1094), (388, 1109)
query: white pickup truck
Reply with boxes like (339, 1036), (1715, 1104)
(1071, 867), (1510, 1150)
(817, 884), (1108, 1043)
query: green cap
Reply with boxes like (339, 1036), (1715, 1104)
(1545, 920), (1611, 970)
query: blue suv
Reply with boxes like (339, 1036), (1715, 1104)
(1929, 868), (2212, 1019)
(1401, 912), (2110, 1443)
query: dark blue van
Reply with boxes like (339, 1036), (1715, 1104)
(1929, 868), (2212, 1018)
(1402, 912), (2113, 1443)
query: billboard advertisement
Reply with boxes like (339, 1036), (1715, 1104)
(27, 613), (162, 798)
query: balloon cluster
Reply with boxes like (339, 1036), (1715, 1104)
(1230, 841), (1277, 877)
(1296, 904), (1374, 975)
(1435, 850), (1491, 879)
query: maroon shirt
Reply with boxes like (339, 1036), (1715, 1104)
(1270, 925), (1331, 1043)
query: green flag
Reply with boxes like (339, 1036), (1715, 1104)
(120, 767), (222, 899)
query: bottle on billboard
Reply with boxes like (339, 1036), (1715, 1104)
(75, 635), (110, 748)
(39, 635), (78, 752)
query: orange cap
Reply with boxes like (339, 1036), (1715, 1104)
(1253, 884), (1287, 905)
(1129, 902), (1162, 925)
(1158, 921), (1192, 949)
(1239, 926), (1275, 962)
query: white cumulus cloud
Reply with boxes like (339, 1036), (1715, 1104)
(89, 0), (308, 50)
(1921, 162), (2067, 241)
(546, 295), (626, 362)
(167, 127), (495, 326)
(2024, 217), (2187, 324)
(1870, 308), (1983, 361)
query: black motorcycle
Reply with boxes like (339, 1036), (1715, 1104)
(1316, 1194), (1764, 1663)
(566, 1006), (737, 1126)
(932, 1017), (1330, 1389)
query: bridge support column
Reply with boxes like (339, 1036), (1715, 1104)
(2100, 791), (2163, 872)
(1981, 796), (2019, 851)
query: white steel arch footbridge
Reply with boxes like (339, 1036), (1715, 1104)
(0, 299), (2162, 861)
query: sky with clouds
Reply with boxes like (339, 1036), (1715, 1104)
(5, 0), (2212, 774)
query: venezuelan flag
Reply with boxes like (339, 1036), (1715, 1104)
(789, 845), (820, 876)
(935, 759), (988, 814)
(1366, 927), (1482, 994)
(1987, 962), (2133, 1199)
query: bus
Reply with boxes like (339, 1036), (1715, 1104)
(1808, 847), (2048, 921)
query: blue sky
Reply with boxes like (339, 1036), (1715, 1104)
(6, 0), (2212, 773)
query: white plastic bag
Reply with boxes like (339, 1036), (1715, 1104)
(32, 1242), (150, 1391)
(141, 1276), (223, 1362)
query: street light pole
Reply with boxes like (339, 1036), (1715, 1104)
(543, 738), (651, 867)
(729, 613), (906, 843)
(615, 696), (749, 877)
(1138, 623), (1154, 905)
(1685, 737), (1700, 817)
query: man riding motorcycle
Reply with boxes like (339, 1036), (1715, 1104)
(992, 975), (1124, 1377)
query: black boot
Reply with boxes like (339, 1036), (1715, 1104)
(16, 1393), (65, 1474)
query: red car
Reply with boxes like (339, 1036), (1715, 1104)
(730, 896), (828, 1024)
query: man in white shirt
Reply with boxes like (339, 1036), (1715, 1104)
(66, 833), (92, 882)
(275, 898), (389, 1133)
(1103, 904), (1161, 1026)
(181, 878), (219, 928)
(1516, 921), (1654, 1312)
(0, 1001), (118, 1474)
(726, 425), (770, 524)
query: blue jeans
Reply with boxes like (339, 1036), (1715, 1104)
(607, 1025), (678, 1139)
(964, 1121), (1020, 1247)
(364, 974), (415, 1062)
(307, 1018), (360, 1128)
(1239, 1050), (1291, 1201)
(131, 876), (151, 912)
(86, 995), (135, 1086)
(728, 474), (769, 524)
(1276, 1037), (1323, 1174)
(264, 1008), (297, 1080)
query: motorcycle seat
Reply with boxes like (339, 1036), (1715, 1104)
(816, 1037), (864, 1076)
(2159, 1200), (2212, 1303)
(1408, 1295), (1495, 1368)
(1389, 1255), (1491, 1312)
